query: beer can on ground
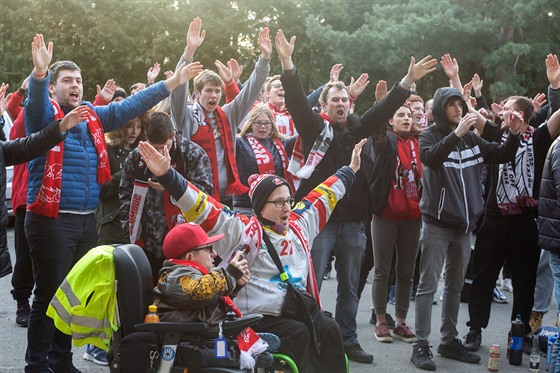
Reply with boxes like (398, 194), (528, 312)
(488, 344), (500, 372)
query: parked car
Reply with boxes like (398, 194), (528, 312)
(3, 112), (14, 226)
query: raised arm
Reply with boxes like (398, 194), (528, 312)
(441, 53), (462, 91)
(547, 54), (560, 114)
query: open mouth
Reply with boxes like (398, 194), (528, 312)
(70, 92), (80, 100)
(337, 109), (345, 116)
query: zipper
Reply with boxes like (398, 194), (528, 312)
(457, 145), (469, 233)
(437, 188), (446, 220)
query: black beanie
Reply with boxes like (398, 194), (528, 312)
(248, 174), (291, 216)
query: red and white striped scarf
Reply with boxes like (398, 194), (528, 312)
(27, 101), (110, 218)
(246, 135), (294, 190)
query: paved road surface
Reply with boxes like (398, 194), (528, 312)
(0, 227), (555, 372)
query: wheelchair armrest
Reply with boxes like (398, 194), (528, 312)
(134, 321), (209, 334)
(222, 313), (263, 338)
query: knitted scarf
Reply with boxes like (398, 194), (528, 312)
(245, 135), (294, 190)
(27, 101), (110, 218)
(168, 258), (268, 369)
(496, 127), (538, 215)
(268, 102), (296, 137)
(191, 104), (248, 200)
(287, 113), (334, 179)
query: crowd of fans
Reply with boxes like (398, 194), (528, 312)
(1, 16), (560, 373)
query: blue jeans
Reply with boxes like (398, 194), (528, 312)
(25, 212), (98, 373)
(310, 220), (366, 347)
(533, 250), (553, 313)
(549, 252), (560, 312)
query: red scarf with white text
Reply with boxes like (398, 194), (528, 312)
(27, 100), (110, 218)
(191, 106), (248, 200)
(246, 135), (294, 190)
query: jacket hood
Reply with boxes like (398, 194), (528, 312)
(432, 87), (469, 131)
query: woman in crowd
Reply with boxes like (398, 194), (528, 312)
(234, 103), (296, 214)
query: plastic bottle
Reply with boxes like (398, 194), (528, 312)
(509, 314), (524, 366)
(144, 304), (160, 323)
(531, 333), (541, 372)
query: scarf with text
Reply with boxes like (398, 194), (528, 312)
(168, 258), (267, 369)
(246, 135), (294, 190)
(287, 113), (334, 179)
(28, 100), (110, 218)
(191, 103), (248, 200)
(496, 127), (538, 215)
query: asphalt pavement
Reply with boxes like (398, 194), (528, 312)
(0, 227), (556, 372)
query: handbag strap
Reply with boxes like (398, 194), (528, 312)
(262, 230), (290, 283)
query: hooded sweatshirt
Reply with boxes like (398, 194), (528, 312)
(418, 87), (520, 233)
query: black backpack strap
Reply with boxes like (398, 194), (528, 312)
(262, 231), (290, 283)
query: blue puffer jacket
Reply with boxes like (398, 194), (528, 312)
(24, 74), (170, 211)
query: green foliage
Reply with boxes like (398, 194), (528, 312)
(0, 0), (559, 108)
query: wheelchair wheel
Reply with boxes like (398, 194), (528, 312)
(268, 353), (298, 373)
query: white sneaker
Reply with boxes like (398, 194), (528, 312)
(501, 278), (513, 293)
(492, 287), (508, 304)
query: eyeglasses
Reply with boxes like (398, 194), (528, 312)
(253, 121), (273, 128)
(265, 198), (295, 208)
(192, 246), (214, 254)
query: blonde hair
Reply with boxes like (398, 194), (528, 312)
(105, 113), (149, 147)
(193, 70), (224, 93)
(239, 104), (283, 140)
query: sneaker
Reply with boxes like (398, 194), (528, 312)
(437, 338), (481, 363)
(369, 311), (396, 329)
(492, 287), (508, 304)
(16, 304), (30, 327)
(501, 278), (513, 293)
(83, 345), (109, 366)
(323, 270), (331, 281)
(254, 351), (274, 368)
(463, 330), (482, 351)
(375, 323), (393, 343)
(411, 344), (436, 371)
(257, 332), (281, 353)
(529, 311), (544, 334)
(344, 343), (373, 363)
(393, 323), (416, 343)
(49, 366), (82, 373)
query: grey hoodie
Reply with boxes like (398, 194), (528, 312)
(418, 87), (520, 232)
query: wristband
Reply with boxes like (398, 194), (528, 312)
(34, 70), (47, 79)
(400, 79), (413, 90)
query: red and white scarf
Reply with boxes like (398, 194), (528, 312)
(168, 259), (268, 369)
(246, 135), (294, 190)
(287, 113), (334, 179)
(27, 100), (110, 218)
(497, 127), (538, 215)
(268, 102), (297, 137)
(191, 104), (248, 200)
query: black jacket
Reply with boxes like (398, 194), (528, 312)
(419, 87), (519, 232)
(538, 137), (560, 253)
(0, 120), (68, 277)
(282, 68), (410, 221)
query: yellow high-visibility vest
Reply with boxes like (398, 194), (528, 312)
(47, 245), (118, 351)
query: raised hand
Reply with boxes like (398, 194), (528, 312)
(228, 58), (243, 83)
(96, 79), (116, 103)
(58, 105), (88, 132)
(462, 81), (473, 109)
(147, 62), (161, 84)
(472, 73), (483, 96)
(215, 60), (233, 83)
(546, 54), (560, 90)
(275, 29), (296, 70)
(504, 110), (524, 135)
(257, 27), (272, 60)
(402, 55), (437, 86)
(330, 63), (343, 82)
(375, 80), (388, 102)
(491, 102), (504, 117)
(349, 138), (367, 173)
(441, 54), (459, 80)
(0, 83), (9, 114)
(454, 112), (477, 138)
(348, 73), (370, 100)
(164, 70), (174, 79)
(21, 76), (30, 91)
(532, 92), (547, 112)
(31, 34), (53, 77)
(138, 141), (171, 177)
(165, 61), (203, 91)
(183, 17), (206, 60)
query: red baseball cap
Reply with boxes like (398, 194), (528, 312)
(163, 222), (224, 259)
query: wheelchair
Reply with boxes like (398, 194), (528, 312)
(108, 244), (298, 373)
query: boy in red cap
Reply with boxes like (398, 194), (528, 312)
(138, 137), (366, 372)
(154, 221), (276, 369)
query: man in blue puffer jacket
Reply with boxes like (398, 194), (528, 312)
(23, 34), (198, 373)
